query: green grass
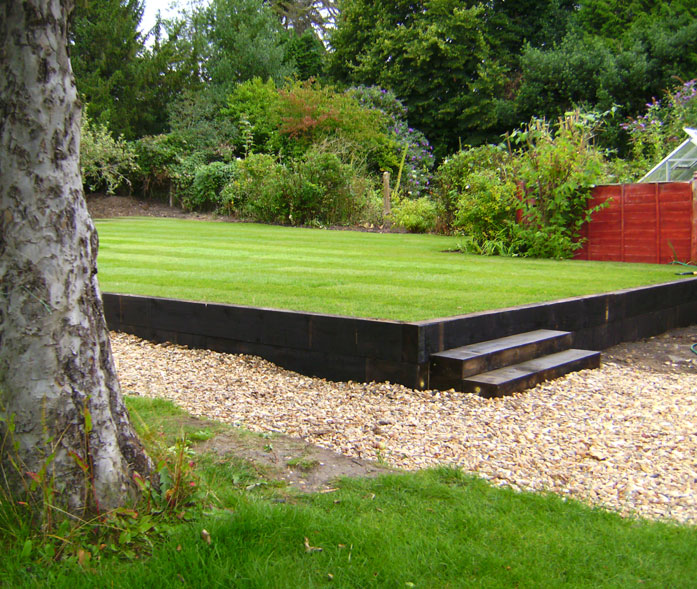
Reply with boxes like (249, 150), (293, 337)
(94, 217), (682, 321)
(1, 399), (695, 588)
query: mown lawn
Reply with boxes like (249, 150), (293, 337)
(95, 218), (681, 321)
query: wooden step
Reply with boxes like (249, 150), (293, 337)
(462, 349), (601, 398)
(429, 329), (572, 391)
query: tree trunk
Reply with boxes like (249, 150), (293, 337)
(0, 0), (154, 516)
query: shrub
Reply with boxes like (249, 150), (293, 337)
(220, 153), (287, 222)
(390, 196), (437, 233)
(223, 78), (282, 155)
(134, 134), (185, 199)
(185, 161), (237, 211)
(221, 149), (376, 226)
(80, 113), (139, 194)
(349, 86), (435, 198)
(507, 110), (609, 258)
(435, 144), (515, 233)
(289, 149), (366, 225)
(452, 169), (517, 241)
(168, 88), (239, 160)
(169, 152), (209, 211)
(436, 110), (610, 258)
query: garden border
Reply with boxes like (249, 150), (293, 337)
(104, 277), (697, 390)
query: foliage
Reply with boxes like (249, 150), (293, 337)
(435, 144), (516, 234)
(507, 110), (610, 258)
(70, 0), (201, 139)
(283, 28), (326, 80)
(328, 0), (502, 156)
(435, 111), (610, 259)
(390, 197), (437, 233)
(200, 0), (295, 95)
(223, 78), (283, 155)
(132, 134), (182, 199)
(69, 0), (146, 139)
(0, 401), (202, 565)
(513, 4), (697, 155)
(167, 89), (239, 160)
(621, 78), (697, 175)
(168, 152), (210, 210)
(220, 153), (285, 222)
(221, 148), (375, 226)
(80, 113), (139, 195)
(349, 86), (435, 198)
(224, 79), (393, 172)
(185, 161), (238, 212)
(275, 80), (390, 165)
(269, 0), (339, 37)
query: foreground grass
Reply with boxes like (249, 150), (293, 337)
(2, 397), (695, 588)
(94, 217), (681, 321)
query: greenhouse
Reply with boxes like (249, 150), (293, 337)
(641, 127), (697, 182)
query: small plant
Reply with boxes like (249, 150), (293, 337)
(390, 196), (437, 233)
(286, 456), (319, 471)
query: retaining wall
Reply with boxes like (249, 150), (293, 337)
(104, 277), (697, 390)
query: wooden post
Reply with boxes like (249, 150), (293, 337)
(691, 173), (697, 263)
(654, 182), (660, 264)
(382, 171), (391, 227)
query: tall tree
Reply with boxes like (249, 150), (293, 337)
(0, 0), (153, 516)
(513, 0), (697, 151)
(201, 0), (295, 94)
(270, 0), (339, 37)
(329, 0), (501, 156)
(69, 0), (146, 138)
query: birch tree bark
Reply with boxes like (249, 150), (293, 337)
(0, 0), (154, 515)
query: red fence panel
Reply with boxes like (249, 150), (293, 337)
(575, 180), (697, 264)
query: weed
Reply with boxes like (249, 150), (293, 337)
(286, 456), (319, 471)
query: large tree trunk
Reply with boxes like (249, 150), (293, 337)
(0, 0), (154, 515)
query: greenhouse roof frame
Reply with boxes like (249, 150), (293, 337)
(640, 128), (697, 182)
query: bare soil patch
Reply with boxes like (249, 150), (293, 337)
(86, 193), (217, 221)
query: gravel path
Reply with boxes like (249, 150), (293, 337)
(113, 328), (697, 526)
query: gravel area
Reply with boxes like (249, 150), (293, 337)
(112, 328), (697, 525)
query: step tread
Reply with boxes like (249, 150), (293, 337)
(464, 349), (600, 386)
(432, 329), (571, 361)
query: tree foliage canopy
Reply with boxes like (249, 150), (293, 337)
(329, 0), (501, 156)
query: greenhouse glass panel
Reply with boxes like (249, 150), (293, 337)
(641, 128), (697, 182)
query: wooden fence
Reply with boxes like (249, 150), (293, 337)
(574, 179), (697, 264)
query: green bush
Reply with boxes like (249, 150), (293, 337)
(452, 170), (517, 241)
(185, 161), (237, 211)
(223, 78), (282, 156)
(134, 134), (185, 198)
(80, 113), (139, 194)
(169, 152), (209, 211)
(508, 110), (609, 258)
(435, 145), (516, 234)
(221, 153), (287, 222)
(289, 149), (369, 225)
(224, 78), (393, 171)
(390, 196), (437, 233)
(221, 149), (376, 226)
